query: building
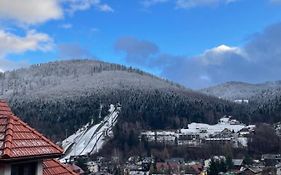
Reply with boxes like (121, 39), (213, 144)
(276, 163), (281, 175)
(240, 167), (263, 175)
(165, 158), (185, 164)
(141, 116), (254, 148)
(155, 162), (180, 174)
(0, 100), (77, 175)
(66, 164), (85, 175)
(87, 161), (99, 173)
(234, 99), (249, 104)
(261, 154), (281, 166)
(43, 159), (78, 175)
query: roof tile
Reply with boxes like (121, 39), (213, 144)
(0, 100), (63, 160)
(43, 159), (78, 175)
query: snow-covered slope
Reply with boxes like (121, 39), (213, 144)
(61, 104), (121, 161)
(0, 59), (186, 99)
(2, 60), (241, 144)
(200, 81), (281, 103)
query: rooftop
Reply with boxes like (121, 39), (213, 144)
(43, 159), (78, 175)
(0, 100), (63, 161)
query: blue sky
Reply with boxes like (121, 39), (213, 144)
(1, 0), (281, 89)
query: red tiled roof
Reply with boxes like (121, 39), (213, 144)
(191, 163), (203, 174)
(43, 159), (78, 175)
(66, 164), (85, 174)
(0, 100), (63, 160)
(0, 101), (13, 116)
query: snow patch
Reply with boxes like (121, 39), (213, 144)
(60, 104), (121, 162)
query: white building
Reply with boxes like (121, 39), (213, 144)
(141, 116), (255, 148)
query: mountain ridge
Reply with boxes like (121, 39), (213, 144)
(0, 59), (187, 100)
(0, 59), (249, 157)
(200, 80), (281, 103)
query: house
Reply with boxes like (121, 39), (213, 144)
(43, 159), (78, 175)
(0, 100), (77, 175)
(276, 163), (281, 175)
(232, 159), (244, 170)
(261, 154), (281, 166)
(204, 137), (233, 145)
(240, 167), (263, 175)
(178, 133), (201, 147)
(183, 165), (201, 175)
(155, 162), (180, 174)
(141, 117), (254, 148)
(87, 161), (99, 173)
(142, 157), (154, 164)
(234, 100), (249, 104)
(190, 163), (204, 175)
(165, 158), (185, 164)
(220, 128), (234, 138)
(66, 164), (85, 174)
(238, 128), (252, 137)
(274, 123), (281, 137)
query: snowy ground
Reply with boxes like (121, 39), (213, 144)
(141, 117), (255, 147)
(180, 117), (246, 138)
(60, 104), (121, 162)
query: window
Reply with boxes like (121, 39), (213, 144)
(11, 162), (37, 175)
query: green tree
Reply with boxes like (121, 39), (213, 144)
(207, 159), (219, 175)
(208, 158), (227, 175)
(226, 156), (233, 170)
(244, 155), (253, 165)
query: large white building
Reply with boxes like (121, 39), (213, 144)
(141, 116), (255, 148)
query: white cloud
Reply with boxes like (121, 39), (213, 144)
(117, 24), (281, 88)
(199, 44), (245, 66)
(271, 0), (281, 4)
(0, 30), (53, 57)
(0, 0), (63, 25)
(204, 44), (241, 55)
(0, 30), (53, 71)
(156, 22), (281, 89)
(176, 0), (238, 9)
(98, 4), (114, 12)
(0, 0), (112, 71)
(59, 23), (73, 29)
(0, 0), (113, 25)
(64, 0), (114, 13)
(140, 0), (239, 9)
(208, 44), (239, 53)
(141, 0), (170, 7)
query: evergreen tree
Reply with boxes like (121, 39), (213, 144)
(226, 156), (233, 170)
(208, 158), (227, 175)
(207, 159), (219, 175)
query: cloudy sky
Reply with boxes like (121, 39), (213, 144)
(1, 0), (281, 89)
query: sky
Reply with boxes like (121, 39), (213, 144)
(1, 0), (281, 89)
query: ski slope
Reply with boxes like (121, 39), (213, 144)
(60, 104), (121, 161)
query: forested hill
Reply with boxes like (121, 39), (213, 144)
(200, 81), (281, 124)
(200, 81), (281, 104)
(0, 59), (184, 98)
(0, 60), (248, 146)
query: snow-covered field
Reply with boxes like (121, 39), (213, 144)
(60, 104), (121, 161)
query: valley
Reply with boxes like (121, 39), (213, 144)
(0, 60), (280, 174)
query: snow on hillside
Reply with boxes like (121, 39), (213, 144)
(200, 81), (281, 103)
(60, 104), (121, 161)
(0, 60), (185, 99)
